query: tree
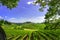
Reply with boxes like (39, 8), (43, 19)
(34, 0), (60, 19)
(0, 0), (20, 40)
(0, 0), (19, 9)
(34, 0), (60, 29)
(0, 19), (4, 25)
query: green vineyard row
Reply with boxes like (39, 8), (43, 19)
(5, 30), (60, 40)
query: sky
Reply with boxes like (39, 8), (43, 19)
(0, 0), (48, 23)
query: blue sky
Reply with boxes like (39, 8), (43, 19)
(0, 0), (48, 23)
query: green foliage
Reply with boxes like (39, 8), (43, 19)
(20, 23), (45, 30)
(1, 20), (60, 40)
(0, 19), (5, 25)
(34, 0), (60, 30)
(0, 19), (11, 26)
(2, 22), (45, 30)
(44, 18), (60, 30)
(35, 0), (60, 19)
(0, 0), (19, 9)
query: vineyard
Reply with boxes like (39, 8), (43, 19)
(0, 0), (60, 40)
(4, 29), (60, 40)
(1, 21), (60, 40)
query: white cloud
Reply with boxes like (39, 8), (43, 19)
(8, 17), (26, 23)
(33, 0), (39, 5)
(27, 1), (33, 5)
(8, 18), (16, 20)
(27, 0), (39, 6)
(28, 16), (45, 23)
(35, 3), (39, 5)
(5, 16), (8, 18)
(8, 16), (45, 23)
(0, 16), (3, 19)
